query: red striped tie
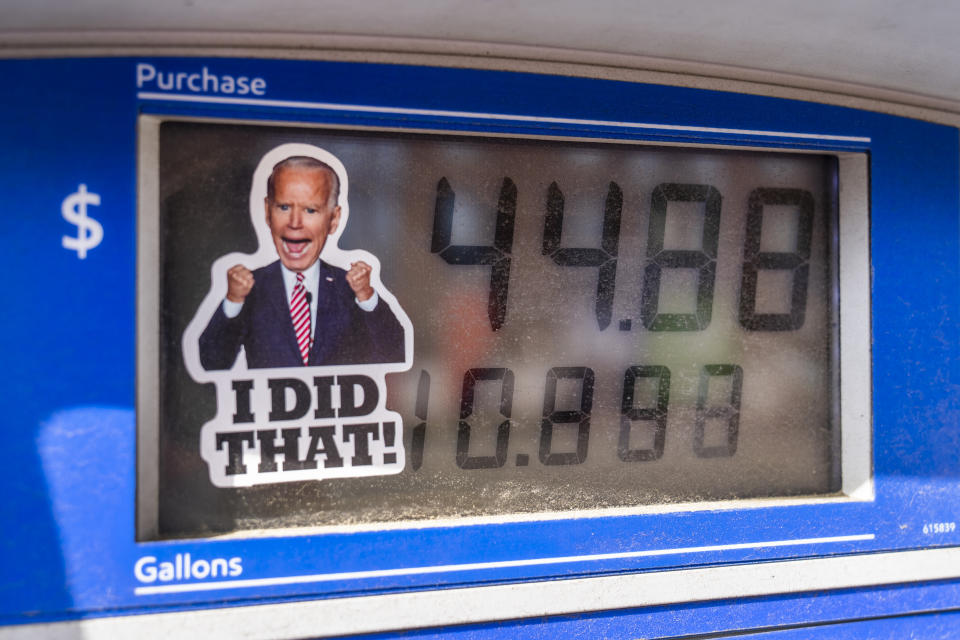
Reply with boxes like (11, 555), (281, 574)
(290, 272), (311, 365)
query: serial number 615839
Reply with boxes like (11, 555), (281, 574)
(922, 522), (957, 535)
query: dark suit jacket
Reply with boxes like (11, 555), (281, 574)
(199, 260), (405, 370)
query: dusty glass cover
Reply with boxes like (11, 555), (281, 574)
(154, 121), (839, 537)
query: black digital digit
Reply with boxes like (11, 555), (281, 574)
(542, 181), (623, 330)
(618, 365), (671, 462)
(410, 370), (430, 471)
(641, 183), (722, 331)
(457, 368), (513, 469)
(694, 364), (743, 458)
(539, 367), (594, 465)
(739, 188), (815, 331)
(432, 177), (517, 331)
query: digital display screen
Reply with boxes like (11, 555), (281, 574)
(147, 120), (841, 538)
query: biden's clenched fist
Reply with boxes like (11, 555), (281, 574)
(346, 261), (375, 302)
(226, 265), (255, 303)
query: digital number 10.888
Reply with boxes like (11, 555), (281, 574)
(409, 365), (744, 471)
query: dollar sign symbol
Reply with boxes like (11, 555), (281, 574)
(61, 184), (103, 259)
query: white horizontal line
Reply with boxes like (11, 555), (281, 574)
(136, 92), (871, 143)
(19, 547), (959, 640)
(133, 533), (874, 595)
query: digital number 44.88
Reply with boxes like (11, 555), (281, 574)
(431, 178), (814, 333)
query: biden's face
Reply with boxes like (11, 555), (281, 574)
(265, 166), (341, 272)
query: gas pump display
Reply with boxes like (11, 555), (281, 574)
(154, 121), (841, 536)
(1, 57), (957, 636)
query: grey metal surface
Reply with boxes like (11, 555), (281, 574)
(3, 1), (960, 107)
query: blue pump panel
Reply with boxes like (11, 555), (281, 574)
(0, 57), (958, 635)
